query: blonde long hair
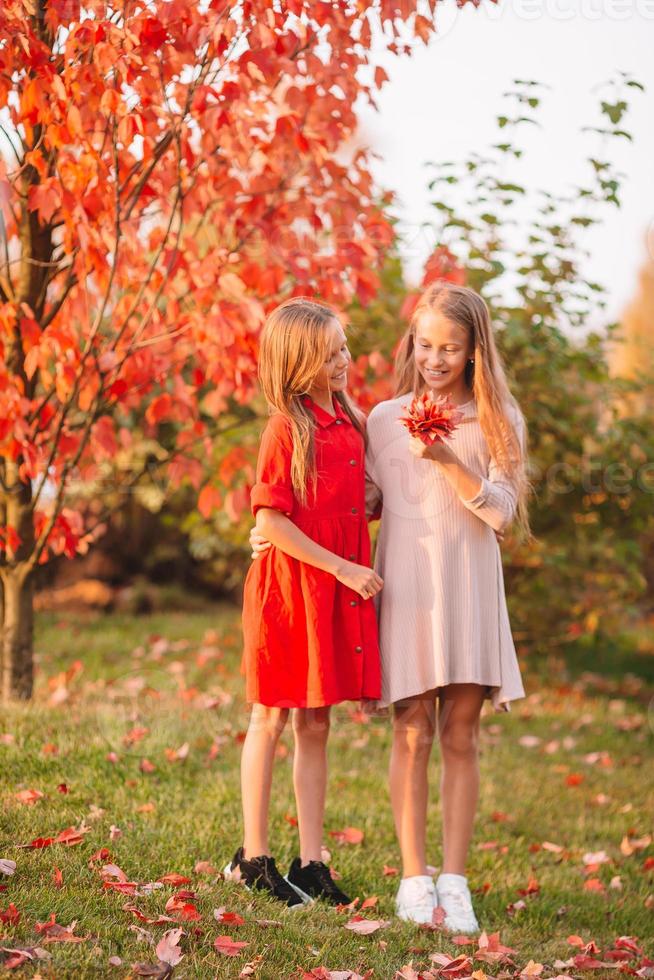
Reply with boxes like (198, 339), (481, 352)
(395, 282), (533, 541)
(258, 297), (365, 506)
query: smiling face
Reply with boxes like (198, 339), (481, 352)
(413, 307), (473, 402)
(307, 318), (351, 400)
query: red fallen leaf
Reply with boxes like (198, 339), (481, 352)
(55, 825), (90, 846)
(165, 890), (196, 910)
(214, 907), (245, 925)
(583, 878), (606, 893)
(22, 837), (54, 849)
(284, 813), (298, 827)
(103, 881), (139, 894)
(0, 946), (50, 969)
(613, 936), (643, 955)
(57, 783), (69, 794)
(164, 743), (189, 763)
(155, 927), (184, 966)
(491, 811), (512, 822)
(15, 789), (44, 805)
(474, 929), (517, 964)
(336, 898), (360, 914)
(42, 742), (58, 754)
(106, 752), (119, 764)
(572, 954), (612, 969)
(643, 857), (654, 871)
(360, 896), (378, 909)
(419, 904), (447, 931)
(0, 903), (21, 925)
(398, 391), (464, 447)
(123, 904), (176, 926)
(102, 863), (129, 882)
(194, 861), (218, 875)
(517, 876), (540, 896)
(123, 726), (149, 745)
(140, 758), (156, 773)
(175, 904), (201, 921)
(328, 827), (364, 845)
(565, 773), (584, 786)
(344, 915), (390, 934)
(383, 865), (398, 876)
(158, 873), (191, 887)
(214, 935), (249, 956)
(430, 953), (473, 972)
(52, 867), (63, 889)
(34, 914), (85, 943)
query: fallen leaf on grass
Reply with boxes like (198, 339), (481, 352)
(52, 867), (63, 889)
(517, 876), (540, 896)
(132, 961), (174, 978)
(15, 789), (44, 805)
(519, 961), (544, 976)
(214, 907), (245, 925)
(474, 929), (517, 965)
(194, 860), (218, 875)
(123, 904), (176, 926)
(0, 904), (20, 925)
(620, 834), (652, 856)
(344, 916), (389, 935)
(0, 860), (16, 876)
(34, 914), (86, 943)
(158, 873), (191, 887)
(383, 865), (398, 876)
(165, 890), (201, 920)
(156, 927), (184, 966)
(329, 827), (364, 845)
(430, 952), (473, 973)
(0, 946), (51, 970)
(214, 935), (249, 956)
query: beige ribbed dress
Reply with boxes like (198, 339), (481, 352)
(365, 393), (526, 712)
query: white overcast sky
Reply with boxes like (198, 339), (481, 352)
(356, 0), (654, 329)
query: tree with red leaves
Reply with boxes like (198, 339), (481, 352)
(0, 0), (494, 700)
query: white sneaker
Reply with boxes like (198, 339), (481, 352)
(435, 872), (480, 933)
(395, 874), (436, 925)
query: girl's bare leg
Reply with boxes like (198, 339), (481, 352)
(437, 683), (486, 875)
(292, 706), (331, 864)
(389, 691), (437, 877)
(241, 704), (289, 858)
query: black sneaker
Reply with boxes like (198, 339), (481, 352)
(223, 847), (306, 909)
(286, 857), (352, 906)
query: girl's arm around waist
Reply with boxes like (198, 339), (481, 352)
(255, 508), (383, 599)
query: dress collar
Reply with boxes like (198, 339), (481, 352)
(301, 393), (350, 428)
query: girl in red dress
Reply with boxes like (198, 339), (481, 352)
(224, 297), (383, 908)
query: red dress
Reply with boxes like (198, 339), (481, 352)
(241, 393), (381, 708)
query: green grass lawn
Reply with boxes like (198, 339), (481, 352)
(1, 602), (653, 978)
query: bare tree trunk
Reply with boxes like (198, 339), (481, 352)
(1, 456), (36, 701)
(1, 563), (34, 700)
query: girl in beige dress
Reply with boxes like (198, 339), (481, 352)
(365, 282), (531, 933)
(250, 282), (531, 933)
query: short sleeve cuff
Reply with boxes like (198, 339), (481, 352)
(462, 476), (489, 509)
(251, 482), (294, 517)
